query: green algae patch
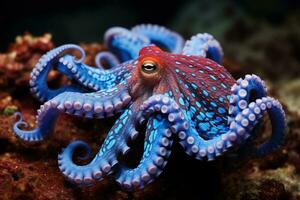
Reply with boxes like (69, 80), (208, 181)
(2, 106), (18, 116)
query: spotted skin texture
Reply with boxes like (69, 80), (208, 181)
(13, 31), (285, 190)
(132, 47), (234, 140)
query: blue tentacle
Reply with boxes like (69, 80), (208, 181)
(58, 106), (140, 185)
(57, 54), (134, 91)
(182, 33), (223, 63)
(131, 24), (184, 53)
(30, 44), (133, 102)
(104, 27), (150, 62)
(115, 115), (173, 190)
(178, 96), (285, 160)
(228, 74), (268, 123)
(95, 51), (120, 70)
(13, 84), (131, 142)
(249, 98), (286, 156)
(29, 44), (88, 102)
(13, 111), (58, 142)
(113, 94), (192, 190)
(58, 140), (116, 185)
(139, 92), (285, 162)
(229, 75), (285, 156)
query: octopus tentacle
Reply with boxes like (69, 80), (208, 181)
(58, 106), (139, 185)
(131, 24), (184, 53)
(112, 94), (190, 190)
(13, 108), (59, 142)
(179, 97), (285, 161)
(30, 44), (132, 101)
(115, 116), (173, 190)
(246, 98), (286, 156)
(57, 54), (134, 91)
(30, 44), (88, 102)
(95, 51), (120, 70)
(104, 27), (150, 62)
(138, 93), (285, 161)
(182, 33), (223, 63)
(228, 74), (267, 121)
(13, 84), (131, 142)
(58, 140), (116, 185)
(140, 94), (190, 134)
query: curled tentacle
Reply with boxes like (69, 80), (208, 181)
(224, 74), (285, 157)
(95, 51), (120, 70)
(182, 33), (223, 63)
(30, 44), (87, 102)
(139, 92), (285, 161)
(115, 116), (173, 190)
(13, 84), (131, 142)
(14, 109), (58, 142)
(58, 106), (138, 185)
(113, 94), (190, 190)
(58, 140), (116, 185)
(228, 74), (268, 122)
(30, 44), (132, 100)
(131, 24), (184, 53)
(247, 98), (286, 156)
(177, 96), (285, 161)
(14, 112), (24, 124)
(104, 27), (150, 62)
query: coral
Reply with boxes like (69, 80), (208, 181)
(0, 33), (54, 87)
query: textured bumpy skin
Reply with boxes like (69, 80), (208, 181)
(13, 24), (285, 191)
(182, 33), (223, 63)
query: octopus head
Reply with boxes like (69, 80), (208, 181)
(128, 45), (237, 139)
(130, 46), (234, 110)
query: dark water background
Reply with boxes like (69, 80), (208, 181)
(0, 0), (299, 48)
(1, 0), (300, 80)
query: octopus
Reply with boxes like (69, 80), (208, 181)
(13, 24), (286, 190)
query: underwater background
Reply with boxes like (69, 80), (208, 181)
(0, 0), (300, 199)
(1, 0), (300, 80)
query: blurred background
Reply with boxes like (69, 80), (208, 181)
(1, 0), (300, 80)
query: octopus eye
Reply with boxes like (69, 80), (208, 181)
(141, 60), (157, 73)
